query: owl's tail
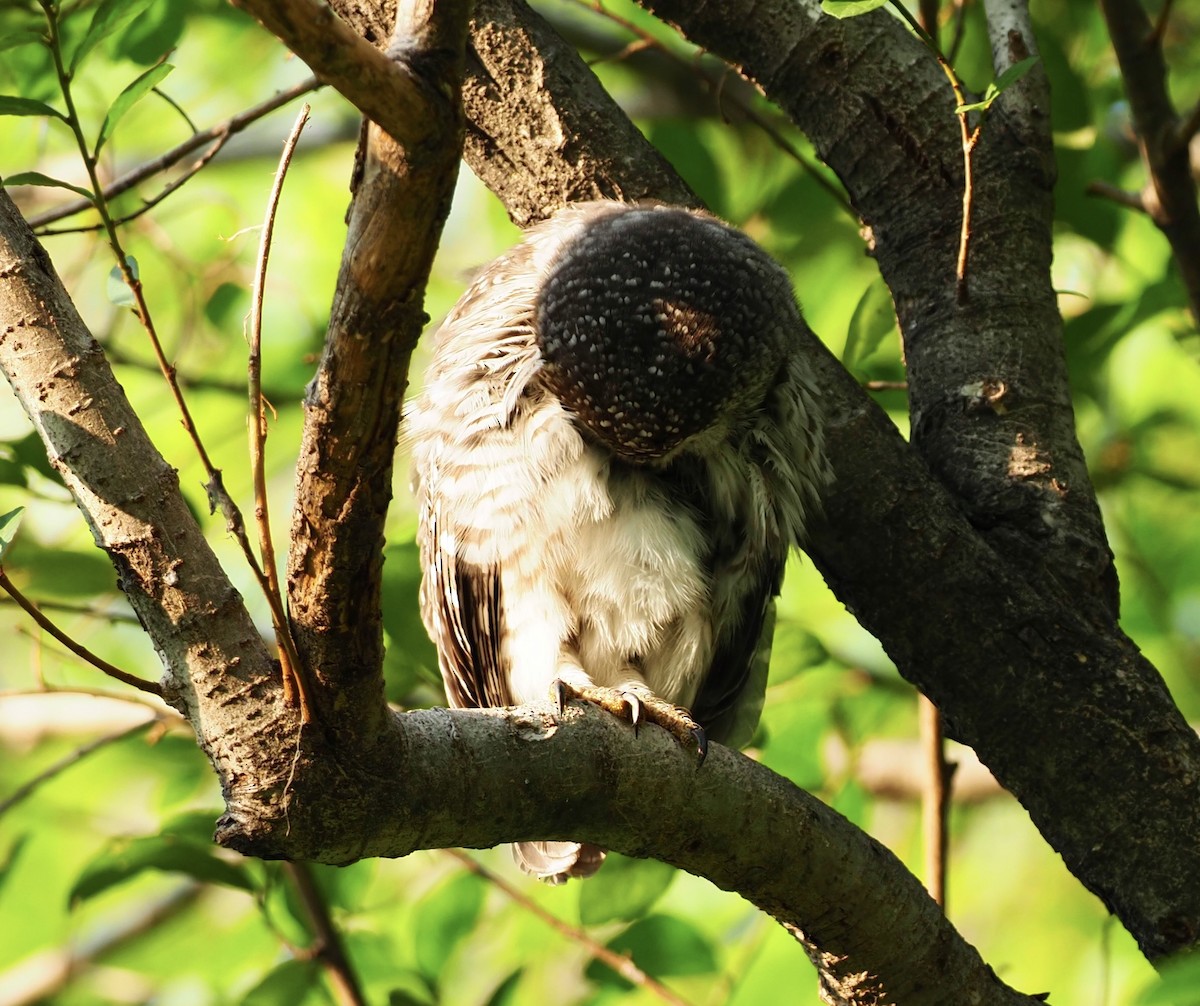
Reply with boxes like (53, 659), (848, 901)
(512, 841), (606, 884)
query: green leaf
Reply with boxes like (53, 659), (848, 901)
(1134, 948), (1200, 1004)
(993, 55), (1040, 95)
(96, 62), (173, 154)
(412, 870), (485, 980)
(0, 28), (44, 54)
(0, 834), (29, 898)
(70, 0), (156, 73)
(0, 506), (24, 560)
(578, 855), (677, 926)
(0, 94), (63, 118)
(240, 959), (323, 1006)
(585, 915), (718, 988)
(2, 171), (94, 200)
(68, 833), (254, 907)
(956, 57), (1040, 115)
(112, 0), (186, 65)
(842, 278), (897, 372)
(107, 255), (139, 308)
(821, 0), (889, 17)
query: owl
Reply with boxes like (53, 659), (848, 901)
(408, 201), (828, 882)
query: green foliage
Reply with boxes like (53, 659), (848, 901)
(69, 823), (255, 907)
(821, 0), (889, 17)
(0, 505), (23, 559)
(0, 0), (1196, 1003)
(585, 915), (718, 988)
(577, 854), (677, 926)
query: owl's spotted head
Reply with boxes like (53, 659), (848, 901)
(534, 206), (803, 463)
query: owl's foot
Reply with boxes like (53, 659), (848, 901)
(553, 680), (708, 762)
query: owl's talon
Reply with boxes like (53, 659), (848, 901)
(555, 680), (705, 761)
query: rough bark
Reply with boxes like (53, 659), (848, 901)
(0, 190), (290, 820)
(276, 0), (471, 743)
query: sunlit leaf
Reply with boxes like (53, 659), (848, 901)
(113, 0), (187, 65)
(95, 62), (174, 154)
(482, 970), (522, 1006)
(412, 870), (485, 980)
(0, 834), (28, 898)
(1134, 949), (1200, 1005)
(0, 29), (44, 54)
(843, 277), (897, 372)
(0, 94), (63, 118)
(821, 0), (890, 17)
(240, 959), (323, 1006)
(585, 915), (718, 988)
(956, 57), (1040, 114)
(107, 255), (140, 308)
(578, 854), (677, 926)
(2, 171), (93, 200)
(0, 506), (24, 561)
(70, 0), (156, 73)
(68, 833), (254, 907)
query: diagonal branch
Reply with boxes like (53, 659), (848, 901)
(326, 0), (1200, 963)
(267, 0), (471, 737)
(0, 188), (290, 821)
(1098, 0), (1200, 325)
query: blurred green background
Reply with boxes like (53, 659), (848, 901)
(1, 0), (1198, 1003)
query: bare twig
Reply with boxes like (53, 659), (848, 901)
(886, 0), (980, 302)
(1098, 0), (1200, 323)
(0, 717), (159, 818)
(0, 569), (162, 696)
(919, 696), (954, 908)
(1086, 179), (1148, 212)
(1174, 97), (1200, 151)
(919, 0), (940, 41)
(248, 104), (313, 722)
(572, 0), (852, 213)
(0, 882), (202, 1006)
(283, 863), (367, 1006)
(28, 76), (322, 229)
(37, 1), (286, 635)
(443, 850), (695, 1006)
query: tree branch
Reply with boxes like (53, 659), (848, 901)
(327, 0), (1200, 961)
(1098, 0), (1200, 325)
(216, 703), (1042, 1006)
(0, 186), (292, 824)
(280, 0), (470, 737)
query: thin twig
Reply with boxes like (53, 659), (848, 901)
(918, 0), (940, 41)
(28, 76), (322, 229)
(283, 863), (367, 1006)
(0, 594), (141, 624)
(1150, 0), (1175, 42)
(247, 104), (313, 722)
(1173, 97), (1200, 152)
(1085, 179), (1148, 212)
(572, 0), (852, 213)
(0, 882), (202, 1006)
(38, 1), (315, 721)
(919, 695), (954, 908)
(947, 0), (969, 63)
(444, 850), (695, 1006)
(0, 718), (158, 818)
(887, 0), (979, 303)
(0, 569), (162, 696)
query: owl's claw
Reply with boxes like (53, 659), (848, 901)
(552, 680), (707, 763)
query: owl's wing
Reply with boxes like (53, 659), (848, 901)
(422, 517), (511, 709)
(689, 568), (781, 750)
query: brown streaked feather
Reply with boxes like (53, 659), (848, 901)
(426, 511), (512, 710)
